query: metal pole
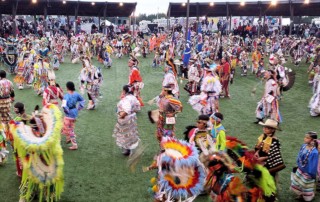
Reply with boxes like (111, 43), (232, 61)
(44, 7), (48, 32)
(133, 9), (136, 37)
(103, 3), (107, 35)
(34, 15), (37, 35)
(75, 1), (79, 34)
(196, 2), (199, 32)
(167, 4), (171, 31)
(12, 0), (17, 37)
(226, 2), (229, 35)
(289, 0), (294, 35)
(185, 0), (190, 41)
(258, 2), (262, 38)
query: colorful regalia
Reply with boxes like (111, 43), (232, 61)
(129, 65), (144, 106)
(9, 104), (64, 202)
(80, 57), (103, 110)
(113, 91), (141, 155)
(14, 51), (34, 89)
(148, 137), (206, 202)
(256, 77), (282, 123)
(291, 144), (319, 201)
(42, 81), (63, 106)
(33, 59), (52, 95)
(155, 93), (182, 142)
(309, 72), (320, 116)
(189, 65), (221, 116)
(0, 77), (15, 124)
(0, 127), (9, 164)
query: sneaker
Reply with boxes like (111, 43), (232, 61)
(69, 145), (78, 150)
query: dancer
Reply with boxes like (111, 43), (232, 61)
(61, 81), (85, 150)
(113, 85), (141, 156)
(291, 131), (319, 201)
(255, 70), (282, 123)
(128, 55), (144, 106)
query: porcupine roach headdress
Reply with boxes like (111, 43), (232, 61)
(151, 137), (206, 201)
(9, 104), (64, 202)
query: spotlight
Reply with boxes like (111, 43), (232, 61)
(304, 0), (309, 4)
(119, 2), (123, 6)
(271, 0), (277, 6)
(92, 2), (95, 6)
(63, 1), (66, 4)
(209, 2), (214, 6)
(182, 3), (186, 6)
(240, 0), (245, 6)
(32, 0), (37, 4)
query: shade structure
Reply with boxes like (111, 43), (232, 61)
(167, 0), (320, 17)
(0, 0), (137, 17)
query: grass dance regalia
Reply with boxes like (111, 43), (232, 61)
(9, 104), (64, 202)
(146, 137), (206, 202)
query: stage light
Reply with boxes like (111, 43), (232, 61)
(304, 0), (309, 4)
(92, 2), (95, 6)
(32, 0), (37, 4)
(271, 0), (277, 6)
(119, 2), (123, 6)
(209, 2), (214, 6)
(182, 3), (186, 6)
(240, 0), (245, 6)
(63, 1), (66, 4)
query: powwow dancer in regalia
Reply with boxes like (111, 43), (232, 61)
(61, 81), (85, 150)
(0, 70), (15, 137)
(128, 55), (144, 106)
(154, 85), (182, 143)
(255, 70), (282, 123)
(42, 78), (63, 106)
(144, 137), (206, 202)
(14, 51), (34, 90)
(189, 63), (221, 116)
(9, 104), (64, 202)
(80, 57), (103, 110)
(33, 56), (54, 96)
(113, 85), (141, 156)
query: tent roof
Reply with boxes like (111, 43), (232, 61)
(168, 0), (320, 17)
(0, 0), (137, 17)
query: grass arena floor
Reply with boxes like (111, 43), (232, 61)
(0, 53), (319, 202)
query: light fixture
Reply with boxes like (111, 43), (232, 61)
(91, 2), (95, 6)
(63, 0), (66, 4)
(271, 0), (277, 6)
(304, 0), (310, 4)
(182, 2), (186, 6)
(32, 0), (37, 4)
(209, 2), (214, 6)
(119, 2), (123, 6)
(240, 0), (245, 6)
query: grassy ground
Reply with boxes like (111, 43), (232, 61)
(0, 53), (319, 202)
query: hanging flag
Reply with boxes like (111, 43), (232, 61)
(197, 22), (203, 52)
(183, 29), (191, 66)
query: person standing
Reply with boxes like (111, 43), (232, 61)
(254, 119), (285, 201)
(61, 81), (85, 150)
(255, 70), (281, 123)
(220, 57), (231, 98)
(0, 70), (15, 139)
(128, 56), (144, 106)
(291, 132), (319, 201)
(155, 85), (182, 143)
(113, 85), (141, 156)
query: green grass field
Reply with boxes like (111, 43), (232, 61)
(0, 53), (319, 202)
